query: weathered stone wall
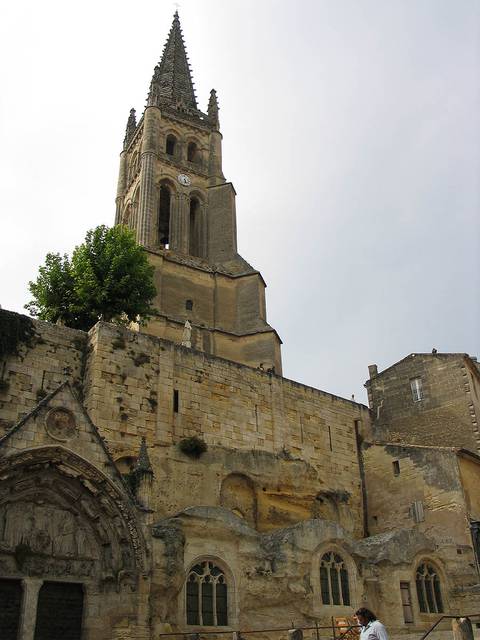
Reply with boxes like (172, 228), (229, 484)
(363, 443), (480, 615)
(365, 354), (480, 453)
(0, 316), (86, 433)
(143, 251), (281, 372)
(2, 317), (479, 638)
(363, 443), (467, 538)
(458, 454), (480, 521)
(0, 378), (149, 640)
(83, 321), (369, 535)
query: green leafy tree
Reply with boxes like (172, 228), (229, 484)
(25, 253), (78, 326)
(26, 225), (157, 331)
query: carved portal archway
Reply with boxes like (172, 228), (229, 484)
(0, 446), (146, 588)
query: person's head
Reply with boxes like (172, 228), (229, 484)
(354, 608), (377, 626)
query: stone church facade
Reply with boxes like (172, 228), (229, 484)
(0, 12), (479, 640)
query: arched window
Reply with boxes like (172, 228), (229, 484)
(166, 134), (177, 156)
(189, 197), (202, 257)
(186, 560), (228, 626)
(158, 185), (171, 247)
(187, 141), (200, 163)
(416, 563), (443, 613)
(320, 552), (350, 606)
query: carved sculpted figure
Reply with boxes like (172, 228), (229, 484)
(181, 320), (192, 348)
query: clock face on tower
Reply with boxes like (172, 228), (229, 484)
(177, 173), (191, 186)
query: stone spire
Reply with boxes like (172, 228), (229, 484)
(136, 436), (153, 474)
(208, 89), (220, 128)
(123, 108), (137, 149)
(147, 11), (197, 111)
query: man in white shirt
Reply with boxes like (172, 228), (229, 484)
(354, 608), (389, 640)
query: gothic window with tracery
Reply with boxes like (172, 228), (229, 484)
(320, 552), (350, 606)
(415, 563), (443, 613)
(186, 560), (228, 626)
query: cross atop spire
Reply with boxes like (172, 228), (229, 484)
(147, 12), (197, 112)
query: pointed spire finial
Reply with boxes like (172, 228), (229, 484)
(208, 89), (220, 129)
(136, 436), (153, 474)
(146, 11), (198, 112)
(123, 107), (137, 149)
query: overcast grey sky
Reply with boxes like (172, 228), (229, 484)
(1, 0), (479, 402)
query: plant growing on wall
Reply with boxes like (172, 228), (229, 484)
(0, 309), (35, 360)
(25, 225), (157, 331)
(178, 436), (208, 458)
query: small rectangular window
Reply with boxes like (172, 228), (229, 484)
(393, 460), (400, 476)
(410, 377), (424, 402)
(400, 582), (414, 623)
(173, 389), (179, 413)
(411, 500), (425, 523)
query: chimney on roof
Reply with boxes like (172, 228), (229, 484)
(368, 364), (378, 379)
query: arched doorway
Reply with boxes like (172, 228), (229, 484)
(0, 446), (145, 639)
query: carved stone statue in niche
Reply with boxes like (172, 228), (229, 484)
(56, 510), (76, 556)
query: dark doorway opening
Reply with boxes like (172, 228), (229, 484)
(0, 578), (23, 640)
(34, 581), (84, 640)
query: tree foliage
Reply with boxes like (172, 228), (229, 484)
(25, 225), (157, 331)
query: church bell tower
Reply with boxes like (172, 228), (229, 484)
(115, 12), (282, 373)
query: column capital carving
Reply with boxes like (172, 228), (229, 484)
(140, 150), (157, 160)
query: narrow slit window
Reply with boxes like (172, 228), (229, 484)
(173, 390), (179, 413)
(393, 460), (400, 476)
(186, 299), (193, 311)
